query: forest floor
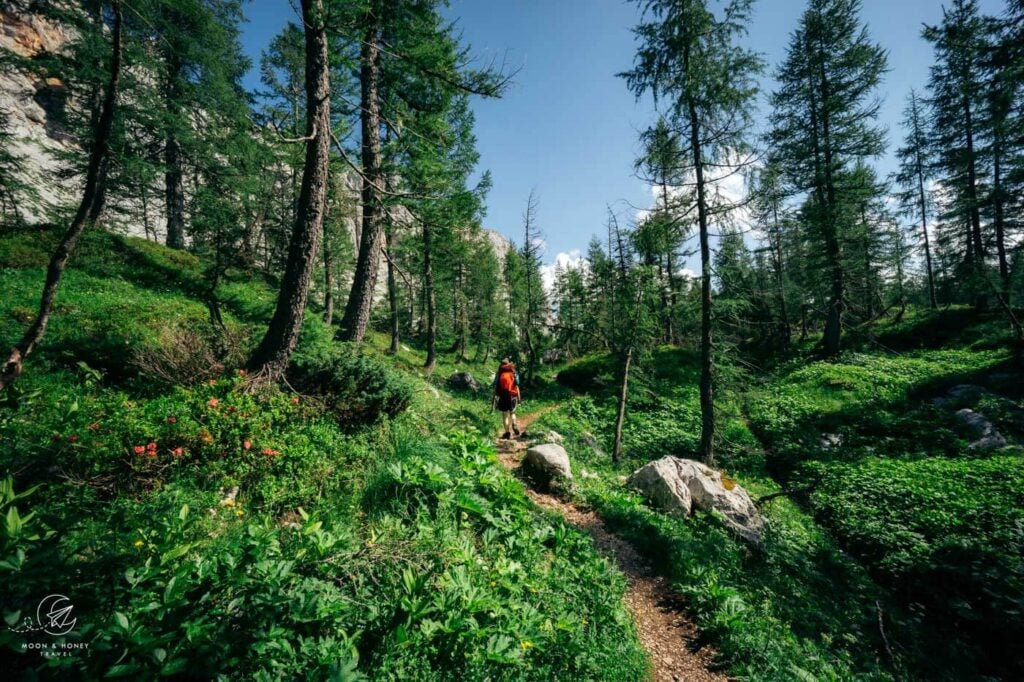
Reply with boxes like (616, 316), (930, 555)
(495, 407), (726, 682)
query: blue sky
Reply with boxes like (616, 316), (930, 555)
(239, 0), (1009, 269)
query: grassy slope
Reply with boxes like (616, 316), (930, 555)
(526, 322), (1023, 680)
(0, 228), (648, 680)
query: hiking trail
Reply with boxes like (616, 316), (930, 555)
(496, 406), (727, 682)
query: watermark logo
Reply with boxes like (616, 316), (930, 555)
(8, 594), (88, 658)
(9, 594), (77, 636)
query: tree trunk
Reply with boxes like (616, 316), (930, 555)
(323, 230), (334, 325)
(423, 221), (437, 371)
(963, 94), (987, 310)
(164, 51), (187, 250)
(246, 0), (331, 380)
(612, 345), (632, 465)
(915, 142), (938, 309)
(688, 94), (715, 467)
(339, 6), (384, 342)
(769, 203), (791, 351)
(386, 226), (399, 354)
(992, 139), (1010, 306)
(1, 1), (123, 392)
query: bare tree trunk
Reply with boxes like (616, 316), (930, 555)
(687, 78), (715, 466)
(246, 0), (331, 380)
(612, 345), (632, 465)
(164, 50), (187, 250)
(1, 2), (123, 392)
(911, 94), (938, 309)
(386, 226), (399, 354)
(323, 229), (334, 325)
(963, 94), (987, 310)
(992, 141), (1010, 306)
(423, 221), (437, 372)
(339, 5), (384, 343)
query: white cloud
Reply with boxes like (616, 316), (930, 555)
(540, 249), (586, 292)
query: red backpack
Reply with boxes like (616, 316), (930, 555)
(497, 365), (518, 396)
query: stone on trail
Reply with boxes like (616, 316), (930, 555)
(626, 456), (765, 545)
(955, 408), (1007, 450)
(447, 371), (480, 391)
(524, 443), (573, 484)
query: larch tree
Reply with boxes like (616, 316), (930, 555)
(622, 0), (763, 465)
(924, 0), (989, 308)
(246, 0), (331, 381)
(771, 0), (887, 356)
(338, 0), (507, 343)
(0, 0), (124, 391)
(893, 88), (938, 309)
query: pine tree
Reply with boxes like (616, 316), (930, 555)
(622, 0), (763, 465)
(893, 89), (939, 308)
(771, 0), (887, 355)
(924, 0), (989, 308)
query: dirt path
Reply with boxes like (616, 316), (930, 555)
(496, 408), (727, 682)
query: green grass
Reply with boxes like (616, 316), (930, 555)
(0, 229), (649, 680)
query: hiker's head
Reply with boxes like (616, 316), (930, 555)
(501, 357), (510, 365)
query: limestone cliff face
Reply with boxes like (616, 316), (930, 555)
(0, 7), (514, 300)
(0, 6), (80, 224)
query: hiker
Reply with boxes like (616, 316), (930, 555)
(492, 357), (521, 439)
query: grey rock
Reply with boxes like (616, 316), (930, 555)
(820, 433), (843, 448)
(524, 443), (573, 483)
(955, 408), (1007, 450)
(546, 430), (564, 444)
(447, 371), (480, 391)
(627, 456), (765, 545)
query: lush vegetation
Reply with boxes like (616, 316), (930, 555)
(3, 0), (1024, 679)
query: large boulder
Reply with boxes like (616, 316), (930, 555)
(627, 456), (764, 545)
(524, 443), (573, 485)
(955, 408), (1007, 450)
(447, 371), (480, 392)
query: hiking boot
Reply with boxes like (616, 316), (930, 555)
(512, 426), (521, 436)
(502, 432), (511, 440)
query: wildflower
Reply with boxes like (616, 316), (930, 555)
(88, 421), (100, 431)
(200, 429), (214, 444)
(291, 396), (300, 405)
(208, 398), (219, 408)
(170, 447), (184, 457)
(221, 498), (235, 507)
(67, 434), (79, 443)
(261, 448), (280, 457)
(166, 416), (177, 424)
(133, 540), (144, 549)
(133, 445), (146, 455)
(207, 379), (217, 386)
(235, 509), (244, 517)
(242, 440), (252, 451)
(520, 640), (533, 651)
(490, 581), (497, 587)
(581, 618), (588, 626)
(146, 442), (157, 454)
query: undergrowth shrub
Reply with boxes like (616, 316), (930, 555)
(292, 343), (412, 428)
(132, 320), (251, 385)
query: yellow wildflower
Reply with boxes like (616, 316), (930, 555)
(520, 640), (533, 651)
(222, 498), (235, 507)
(133, 540), (144, 548)
(235, 510), (244, 517)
